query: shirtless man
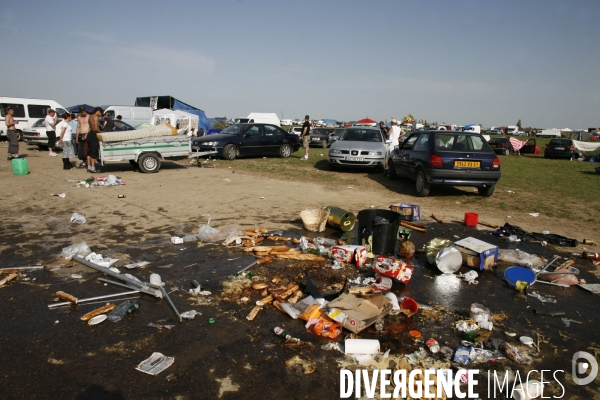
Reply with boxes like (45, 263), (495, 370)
(87, 107), (103, 173)
(5, 106), (20, 160)
(76, 107), (90, 168)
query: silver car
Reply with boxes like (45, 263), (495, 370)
(328, 126), (389, 171)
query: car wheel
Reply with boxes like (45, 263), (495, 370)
(16, 131), (23, 141)
(503, 149), (510, 156)
(415, 169), (430, 197)
(223, 144), (236, 160)
(388, 159), (397, 180)
(478, 185), (495, 197)
(279, 143), (292, 158)
(321, 140), (328, 149)
(138, 153), (161, 173)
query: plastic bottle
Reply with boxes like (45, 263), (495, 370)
(315, 237), (336, 247)
(107, 300), (133, 322)
(273, 327), (291, 340)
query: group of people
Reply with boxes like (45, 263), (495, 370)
(5, 106), (122, 173)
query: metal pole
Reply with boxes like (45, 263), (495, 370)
(98, 278), (159, 297)
(74, 256), (161, 298)
(48, 290), (140, 309)
(160, 286), (182, 322)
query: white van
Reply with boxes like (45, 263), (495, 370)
(0, 97), (68, 140)
(103, 106), (153, 127)
(236, 113), (281, 127)
(280, 119), (293, 126)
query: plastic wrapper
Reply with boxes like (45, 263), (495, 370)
(498, 249), (545, 270)
(425, 238), (455, 264)
(457, 270), (479, 284)
(306, 317), (342, 339)
(373, 255), (414, 284)
(135, 352), (174, 375)
(197, 219), (243, 243)
(70, 213), (86, 224)
(60, 242), (92, 260)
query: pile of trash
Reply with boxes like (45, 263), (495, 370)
(67, 175), (125, 188)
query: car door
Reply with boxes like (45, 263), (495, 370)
(408, 133), (431, 176)
(393, 133), (419, 178)
(263, 124), (284, 155)
(239, 124), (263, 156)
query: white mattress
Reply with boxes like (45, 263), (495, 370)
(98, 124), (177, 143)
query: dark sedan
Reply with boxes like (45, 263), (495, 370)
(191, 123), (300, 160)
(309, 128), (344, 148)
(544, 138), (580, 160)
(487, 137), (513, 155)
(388, 131), (501, 197)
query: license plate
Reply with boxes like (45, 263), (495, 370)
(554, 147), (564, 150)
(454, 161), (480, 168)
(312, 138), (321, 141)
(345, 156), (364, 161)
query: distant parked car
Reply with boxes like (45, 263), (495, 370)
(513, 131), (528, 136)
(192, 123), (300, 160)
(329, 126), (389, 171)
(544, 138), (580, 160)
(486, 129), (504, 135)
(23, 118), (64, 149)
(309, 128), (344, 148)
(289, 126), (303, 136)
(388, 131), (501, 197)
(487, 137), (514, 156)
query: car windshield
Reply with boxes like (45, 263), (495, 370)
(32, 118), (45, 128)
(339, 129), (382, 142)
(221, 124), (245, 135)
(435, 133), (492, 152)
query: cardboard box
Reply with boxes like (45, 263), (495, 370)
(390, 203), (420, 221)
(327, 293), (392, 333)
(454, 237), (498, 271)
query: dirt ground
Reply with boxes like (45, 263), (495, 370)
(1, 148), (600, 399)
(1, 148), (597, 257)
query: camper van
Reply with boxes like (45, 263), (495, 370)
(0, 97), (68, 141)
(235, 113), (280, 127)
(103, 106), (153, 127)
(536, 128), (561, 138)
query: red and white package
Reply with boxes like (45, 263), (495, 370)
(372, 276), (393, 291)
(373, 255), (414, 284)
(330, 245), (368, 267)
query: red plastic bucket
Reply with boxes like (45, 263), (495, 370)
(400, 297), (419, 316)
(464, 212), (479, 227)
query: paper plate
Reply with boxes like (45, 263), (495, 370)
(504, 266), (536, 287)
(88, 314), (107, 325)
(520, 336), (534, 346)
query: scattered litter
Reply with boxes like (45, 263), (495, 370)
(180, 310), (200, 320)
(60, 242), (92, 260)
(70, 274), (83, 279)
(528, 291), (557, 303)
(457, 270), (479, 284)
(51, 193), (66, 198)
(124, 261), (150, 269)
(529, 213), (540, 217)
(70, 213), (86, 224)
(148, 323), (175, 330)
(285, 356), (316, 374)
(136, 352), (174, 376)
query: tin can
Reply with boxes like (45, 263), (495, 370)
(582, 252), (599, 261)
(583, 239), (594, 245)
(118, 194), (126, 198)
(426, 338), (440, 353)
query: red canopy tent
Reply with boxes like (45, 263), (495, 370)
(356, 118), (376, 124)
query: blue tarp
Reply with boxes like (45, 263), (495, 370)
(172, 100), (210, 133)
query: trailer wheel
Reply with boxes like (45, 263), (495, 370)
(138, 153), (161, 173)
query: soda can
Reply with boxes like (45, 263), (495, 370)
(426, 338), (440, 353)
(118, 194), (126, 198)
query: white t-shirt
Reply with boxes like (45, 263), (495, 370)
(58, 120), (72, 141)
(45, 115), (56, 132)
(388, 125), (401, 148)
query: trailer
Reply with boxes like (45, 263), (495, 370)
(99, 135), (216, 173)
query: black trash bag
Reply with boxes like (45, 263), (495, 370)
(373, 216), (390, 226)
(503, 223), (579, 247)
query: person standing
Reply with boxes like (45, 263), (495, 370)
(102, 112), (114, 132)
(76, 107), (90, 168)
(300, 115), (311, 160)
(57, 113), (75, 170)
(379, 121), (388, 138)
(68, 114), (78, 154)
(45, 109), (59, 156)
(86, 107), (103, 173)
(387, 118), (401, 148)
(5, 106), (20, 160)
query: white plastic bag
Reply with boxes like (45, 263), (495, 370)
(197, 219), (243, 242)
(498, 249), (544, 270)
(70, 213), (86, 224)
(60, 242), (92, 260)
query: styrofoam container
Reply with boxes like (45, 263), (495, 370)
(345, 339), (380, 355)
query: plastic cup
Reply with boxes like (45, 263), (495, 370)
(400, 297), (419, 316)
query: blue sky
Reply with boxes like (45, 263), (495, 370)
(1, 0), (599, 128)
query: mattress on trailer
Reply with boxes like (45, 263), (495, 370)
(98, 124), (177, 142)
